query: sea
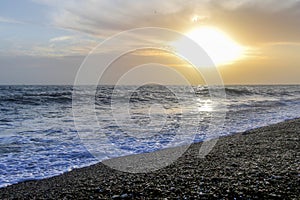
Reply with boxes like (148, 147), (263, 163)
(0, 85), (299, 187)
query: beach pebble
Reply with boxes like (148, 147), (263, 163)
(0, 119), (299, 199)
(112, 195), (120, 199)
(271, 175), (283, 180)
(120, 193), (129, 198)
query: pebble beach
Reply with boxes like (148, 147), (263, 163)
(0, 118), (299, 199)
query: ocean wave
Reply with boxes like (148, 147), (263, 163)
(0, 85), (300, 187)
(0, 93), (72, 105)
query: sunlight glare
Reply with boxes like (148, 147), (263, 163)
(174, 26), (245, 66)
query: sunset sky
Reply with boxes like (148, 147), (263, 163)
(0, 0), (300, 85)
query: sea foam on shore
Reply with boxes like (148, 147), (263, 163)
(0, 85), (299, 188)
(1, 118), (299, 199)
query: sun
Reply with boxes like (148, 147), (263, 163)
(174, 26), (245, 66)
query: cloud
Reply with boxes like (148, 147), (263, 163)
(35, 35), (97, 57)
(0, 35), (98, 57)
(49, 35), (75, 43)
(34, 0), (300, 45)
(208, 0), (300, 44)
(37, 0), (204, 36)
(0, 16), (25, 24)
(0, 54), (83, 84)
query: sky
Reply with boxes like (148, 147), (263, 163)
(0, 0), (300, 85)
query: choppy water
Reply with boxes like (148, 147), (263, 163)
(0, 85), (299, 187)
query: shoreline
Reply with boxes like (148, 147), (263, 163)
(1, 118), (299, 199)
